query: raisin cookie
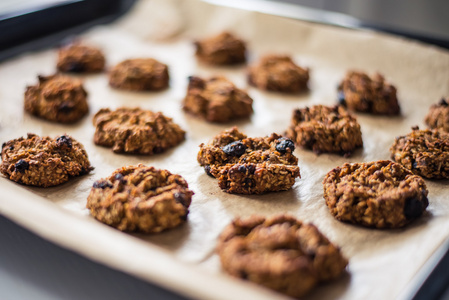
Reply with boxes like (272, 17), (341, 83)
(323, 160), (429, 229)
(1, 133), (92, 187)
(93, 107), (185, 154)
(24, 74), (88, 123)
(425, 98), (449, 132)
(57, 42), (105, 73)
(194, 32), (246, 65)
(390, 127), (449, 179)
(337, 71), (400, 115)
(183, 76), (253, 123)
(286, 105), (363, 156)
(109, 58), (169, 91)
(197, 127), (300, 194)
(217, 215), (348, 298)
(248, 55), (309, 93)
(87, 164), (193, 233)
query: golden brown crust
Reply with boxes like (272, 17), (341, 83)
(197, 127), (300, 194)
(217, 215), (348, 298)
(390, 127), (449, 179)
(86, 164), (193, 233)
(57, 43), (105, 73)
(286, 105), (363, 156)
(182, 76), (253, 123)
(323, 160), (429, 229)
(425, 98), (449, 132)
(337, 71), (400, 115)
(93, 107), (185, 155)
(1, 133), (92, 187)
(248, 55), (309, 93)
(108, 58), (169, 91)
(24, 74), (88, 123)
(194, 32), (246, 65)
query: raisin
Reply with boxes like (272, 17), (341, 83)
(276, 139), (295, 154)
(243, 178), (255, 188)
(238, 165), (246, 173)
(404, 196), (426, 220)
(247, 164), (256, 175)
(14, 159), (29, 173)
(439, 98), (448, 106)
(58, 102), (74, 114)
(9, 146), (14, 150)
(174, 192), (189, 207)
(188, 76), (205, 89)
(115, 173), (127, 184)
(1, 142), (5, 149)
(66, 62), (85, 73)
(204, 165), (214, 177)
(222, 141), (246, 157)
(337, 90), (346, 106)
(93, 181), (113, 189)
(56, 135), (72, 148)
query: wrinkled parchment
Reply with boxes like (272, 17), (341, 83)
(0, 0), (449, 299)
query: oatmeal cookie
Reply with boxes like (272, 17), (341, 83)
(425, 98), (449, 132)
(57, 42), (105, 73)
(24, 74), (88, 123)
(194, 32), (246, 65)
(247, 55), (309, 93)
(109, 58), (169, 91)
(1, 133), (92, 187)
(286, 105), (363, 156)
(217, 215), (348, 298)
(323, 160), (429, 229)
(337, 71), (400, 115)
(87, 164), (193, 233)
(183, 76), (253, 123)
(197, 127), (300, 194)
(93, 107), (185, 154)
(390, 127), (449, 179)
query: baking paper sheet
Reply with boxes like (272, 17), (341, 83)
(1, 0), (449, 299)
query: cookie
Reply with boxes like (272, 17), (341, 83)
(109, 58), (169, 91)
(390, 127), (449, 179)
(286, 105), (363, 156)
(337, 71), (400, 115)
(1, 133), (92, 187)
(57, 42), (105, 73)
(197, 127), (300, 194)
(194, 32), (246, 65)
(182, 76), (253, 123)
(24, 74), (88, 123)
(93, 107), (185, 154)
(323, 160), (429, 229)
(248, 55), (309, 93)
(87, 164), (193, 233)
(217, 215), (348, 298)
(425, 98), (449, 132)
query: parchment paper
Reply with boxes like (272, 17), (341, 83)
(1, 0), (449, 299)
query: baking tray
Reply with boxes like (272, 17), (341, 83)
(0, 0), (449, 299)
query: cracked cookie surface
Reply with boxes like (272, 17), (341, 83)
(337, 71), (400, 115)
(1, 133), (92, 187)
(57, 42), (105, 73)
(93, 107), (185, 155)
(87, 164), (193, 233)
(286, 105), (363, 156)
(323, 160), (429, 229)
(24, 74), (88, 123)
(183, 76), (253, 123)
(425, 98), (449, 132)
(197, 127), (300, 194)
(248, 55), (309, 93)
(109, 58), (169, 91)
(194, 32), (246, 65)
(217, 215), (348, 298)
(390, 127), (449, 179)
